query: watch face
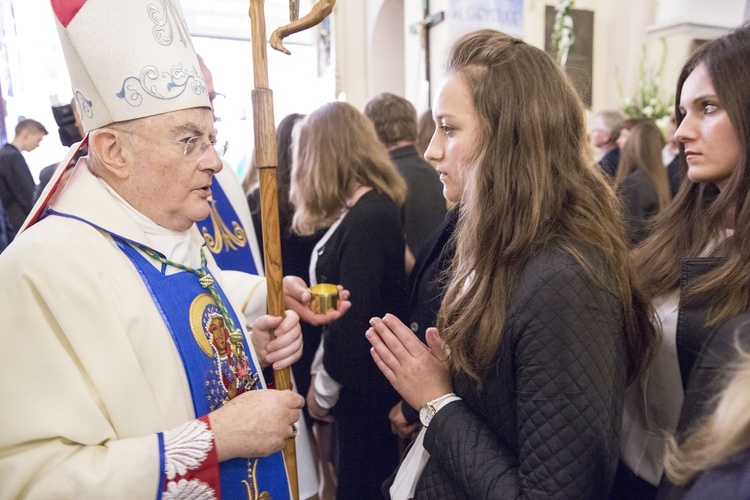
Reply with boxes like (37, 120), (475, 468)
(419, 406), (432, 427)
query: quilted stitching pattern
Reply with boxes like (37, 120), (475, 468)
(414, 248), (626, 499)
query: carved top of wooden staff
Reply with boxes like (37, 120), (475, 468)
(270, 0), (335, 55)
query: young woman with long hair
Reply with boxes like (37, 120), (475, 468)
(366, 29), (655, 498)
(617, 23), (750, 498)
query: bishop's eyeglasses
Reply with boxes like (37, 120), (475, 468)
(169, 135), (228, 158)
(112, 128), (228, 158)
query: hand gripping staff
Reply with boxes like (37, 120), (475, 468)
(247, 1), (335, 498)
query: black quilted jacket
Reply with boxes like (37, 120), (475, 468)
(394, 247), (627, 499)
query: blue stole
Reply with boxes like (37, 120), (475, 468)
(115, 240), (290, 500)
(47, 210), (288, 498)
(196, 179), (260, 274)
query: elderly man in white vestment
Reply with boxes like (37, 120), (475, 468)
(0, 0), (330, 498)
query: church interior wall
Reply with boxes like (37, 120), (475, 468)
(354, 0), (748, 121)
(366, 0), (406, 102)
(2, 0), (748, 180)
(332, 0), (367, 106)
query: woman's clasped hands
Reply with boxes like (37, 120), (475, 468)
(366, 314), (453, 410)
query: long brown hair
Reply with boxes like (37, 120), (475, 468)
(435, 29), (655, 384)
(633, 23), (750, 324)
(290, 101), (406, 236)
(615, 119), (672, 210)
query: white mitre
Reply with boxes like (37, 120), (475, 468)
(51, 0), (210, 132)
(21, 0), (211, 235)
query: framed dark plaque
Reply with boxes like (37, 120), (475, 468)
(544, 6), (594, 107)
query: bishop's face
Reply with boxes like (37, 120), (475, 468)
(116, 107), (223, 231)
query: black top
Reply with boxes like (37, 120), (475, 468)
(316, 190), (408, 388)
(394, 246), (627, 498)
(653, 257), (750, 500)
(0, 143), (35, 238)
(618, 169), (660, 246)
(599, 147), (621, 178)
(658, 309), (750, 500)
(407, 205), (458, 340)
(677, 312), (750, 436)
(401, 206), (458, 424)
(683, 447), (750, 500)
(667, 156), (682, 198)
(0, 198), (8, 253)
(673, 258), (725, 389)
(389, 144), (446, 257)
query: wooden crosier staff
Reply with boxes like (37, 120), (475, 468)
(247, 1), (335, 499)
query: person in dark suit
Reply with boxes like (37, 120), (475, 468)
(0, 119), (47, 239)
(364, 93), (446, 261)
(590, 109), (624, 177)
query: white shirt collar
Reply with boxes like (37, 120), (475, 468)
(98, 177), (201, 269)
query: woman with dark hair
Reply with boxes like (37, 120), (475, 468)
(366, 29), (655, 499)
(617, 23), (750, 499)
(615, 119), (672, 245)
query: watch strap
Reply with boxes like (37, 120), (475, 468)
(419, 393), (461, 427)
(425, 392), (457, 412)
(429, 394), (461, 414)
